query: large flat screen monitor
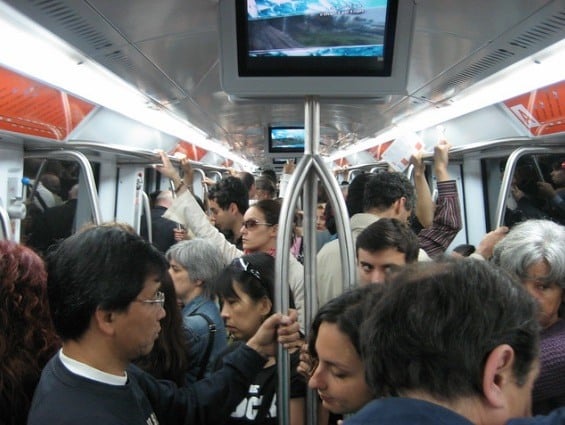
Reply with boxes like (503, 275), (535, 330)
(219, 0), (414, 98)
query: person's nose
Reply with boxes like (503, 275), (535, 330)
(370, 269), (386, 285)
(157, 305), (166, 320)
(308, 365), (325, 390)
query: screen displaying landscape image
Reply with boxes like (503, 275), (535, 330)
(247, 0), (389, 58)
(270, 127), (305, 151)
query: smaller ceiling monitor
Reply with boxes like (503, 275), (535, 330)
(268, 126), (305, 154)
(218, 0), (414, 98)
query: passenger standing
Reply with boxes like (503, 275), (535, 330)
(238, 171), (257, 201)
(302, 286), (383, 418)
(347, 260), (540, 425)
(537, 159), (565, 223)
(140, 189), (181, 253)
(492, 219), (565, 414)
(206, 176), (249, 249)
(254, 177), (277, 201)
(316, 171), (421, 307)
(413, 140), (463, 259)
(133, 272), (191, 387)
(355, 218), (419, 286)
(0, 241), (60, 425)
(27, 223), (301, 424)
(214, 253), (306, 425)
(166, 239), (227, 382)
(156, 152), (306, 331)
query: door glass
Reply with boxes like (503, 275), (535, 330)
(503, 153), (565, 227)
(22, 158), (83, 254)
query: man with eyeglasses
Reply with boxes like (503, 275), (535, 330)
(28, 224), (300, 425)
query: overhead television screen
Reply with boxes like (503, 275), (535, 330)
(269, 127), (305, 153)
(218, 0), (414, 97)
(240, 0), (396, 77)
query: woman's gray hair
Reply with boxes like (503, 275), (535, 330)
(165, 239), (224, 297)
(492, 219), (565, 289)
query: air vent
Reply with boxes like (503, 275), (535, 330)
(25, 0), (115, 51)
(510, 10), (565, 49)
(417, 2), (565, 104)
(428, 49), (515, 99)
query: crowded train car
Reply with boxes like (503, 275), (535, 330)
(0, 0), (564, 424)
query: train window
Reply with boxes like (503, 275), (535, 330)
(501, 153), (565, 228)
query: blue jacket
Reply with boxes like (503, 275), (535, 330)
(345, 398), (473, 425)
(182, 295), (227, 382)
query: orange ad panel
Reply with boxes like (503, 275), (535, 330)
(367, 140), (393, 160)
(0, 66), (95, 140)
(503, 81), (565, 136)
(334, 158), (350, 167)
(171, 141), (208, 161)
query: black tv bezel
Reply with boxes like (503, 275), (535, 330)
(268, 126), (305, 154)
(235, 1), (398, 78)
(218, 0), (414, 98)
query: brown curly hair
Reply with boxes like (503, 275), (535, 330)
(0, 241), (60, 425)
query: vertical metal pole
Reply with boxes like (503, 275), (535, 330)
(303, 97), (319, 425)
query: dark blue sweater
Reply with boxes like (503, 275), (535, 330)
(28, 345), (266, 425)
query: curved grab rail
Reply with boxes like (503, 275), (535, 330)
(494, 147), (550, 228)
(140, 191), (152, 242)
(0, 205), (10, 240)
(24, 150), (102, 225)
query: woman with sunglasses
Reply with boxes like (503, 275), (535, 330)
(214, 252), (306, 425)
(156, 152), (305, 330)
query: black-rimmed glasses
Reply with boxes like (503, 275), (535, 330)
(242, 219), (273, 230)
(135, 291), (165, 308)
(232, 257), (262, 282)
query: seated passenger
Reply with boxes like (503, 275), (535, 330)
(166, 239), (227, 382)
(213, 253), (306, 425)
(27, 223), (300, 424)
(347, 260), (540, 425)
(492, 219), (565, 414)
(0, 241), (60, 425)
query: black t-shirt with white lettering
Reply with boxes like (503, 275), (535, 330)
(214, 342), (306, 425)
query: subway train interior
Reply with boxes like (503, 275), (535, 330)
(0, 0), (564, 423)
(0, 0), (564, 247)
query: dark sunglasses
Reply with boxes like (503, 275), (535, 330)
(242, 219), (274, 230)
(232, 257), (263, 282)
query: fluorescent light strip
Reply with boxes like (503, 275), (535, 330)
(0, 2), (254, 170)
(331, 38), (565, 161)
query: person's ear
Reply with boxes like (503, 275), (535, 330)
(94, 307), (117, 336)
(259, 296), (273, 318)
(392, 197), (405, 215)
(482, 344), (516, 408)
(228, 202), (238, 215)
(269, 223), (278, 237)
